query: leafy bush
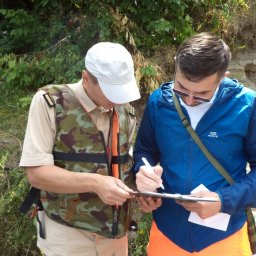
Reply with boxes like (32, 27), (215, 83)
(0, 8), (56, 54)
(0, 0), (249, 93)
(0, 43), (83, 91)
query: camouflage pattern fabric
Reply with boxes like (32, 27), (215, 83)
(39, 84), (135, 238)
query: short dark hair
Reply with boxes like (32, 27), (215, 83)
(175, 32), (231, 81)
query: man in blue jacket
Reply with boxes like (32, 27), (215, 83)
(133, 32), (256, 255)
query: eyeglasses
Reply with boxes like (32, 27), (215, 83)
(172, 88), (211, 102)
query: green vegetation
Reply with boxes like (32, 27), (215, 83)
(0, 91), (39, 255)
(129, 212), (153, 256)
(0, 0), (254, 255)
(1, 0), (252, 93)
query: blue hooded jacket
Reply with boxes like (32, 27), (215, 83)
(133, 77), (256, 252)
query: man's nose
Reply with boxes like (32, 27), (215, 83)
(184, 95), (195, 106)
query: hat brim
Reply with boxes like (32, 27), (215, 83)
(98, 77), (141, 104)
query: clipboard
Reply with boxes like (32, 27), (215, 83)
(131, 191), (219, 202)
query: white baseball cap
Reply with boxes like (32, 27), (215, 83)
(85, 42), (141, 104)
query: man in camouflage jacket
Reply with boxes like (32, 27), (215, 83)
(19, 42), (141, 256)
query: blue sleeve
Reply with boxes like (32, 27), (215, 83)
(217, 98), (256, 214)
(132, 96), (160, 173)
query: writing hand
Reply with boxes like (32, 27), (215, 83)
(136, 164), (163, 192)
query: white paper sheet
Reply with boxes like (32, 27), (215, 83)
(188, 184), (230, 231)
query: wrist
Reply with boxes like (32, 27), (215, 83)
(86, 173), (103, 193)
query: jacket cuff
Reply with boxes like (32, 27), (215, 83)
(216, 187), (236, 214)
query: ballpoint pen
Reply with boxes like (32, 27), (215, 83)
(142, 157), (165, 190)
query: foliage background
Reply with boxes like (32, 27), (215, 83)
(0, 0), (255, 255)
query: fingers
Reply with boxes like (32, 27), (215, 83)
(137, 196), (162, 213)
(96, 176), (134, 206)
(116, 179), (135, 194)
(175, 191), (222, 219)
(191, 191), (220, 200)
(141, 165), (163, 181)
(136, 165), (163, 191)
(153, 165), (163, 177)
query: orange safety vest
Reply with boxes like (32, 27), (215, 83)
(147, 221), (252, 256)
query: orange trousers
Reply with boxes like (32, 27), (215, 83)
(147, 221), (252, 256)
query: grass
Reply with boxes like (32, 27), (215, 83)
(0, 88), (40, 256)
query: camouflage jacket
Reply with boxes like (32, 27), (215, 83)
(40, 84), (136, 238)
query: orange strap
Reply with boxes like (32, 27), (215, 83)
(111, 110), (121, 238)
(111, 110), (119, 179)
(147, 221), (251, 256)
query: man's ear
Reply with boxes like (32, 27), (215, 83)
(82, 70), (90, 82)
(224, 71), (230, 77)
